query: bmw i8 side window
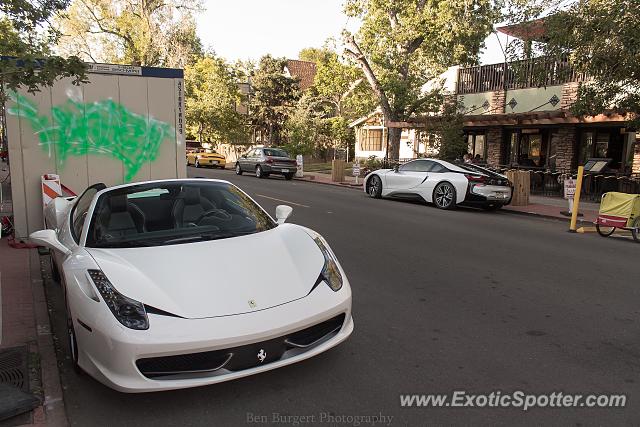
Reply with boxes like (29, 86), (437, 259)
(400, 160), (434, 172)
(429, 163), (448, 173)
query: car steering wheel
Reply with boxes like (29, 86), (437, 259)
(196, 209), (232, 224)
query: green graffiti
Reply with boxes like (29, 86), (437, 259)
(7, 91), (175, 181)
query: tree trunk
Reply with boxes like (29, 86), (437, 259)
(387, 127), (401, 161)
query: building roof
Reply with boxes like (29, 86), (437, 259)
(285, 60), (317, 91)
(348, 108), (383, 128)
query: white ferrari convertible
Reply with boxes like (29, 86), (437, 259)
(30, 179), (353, 392)
(364, 158), (512, 210)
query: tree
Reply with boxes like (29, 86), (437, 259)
(299, 47), (333, 65)
(283, 94), (322, 156)
(284, 94), (355, 160)
(303, 46), (376, 122)
(342, 0), (499, 160)
(506, 0), (640, 127)
(184, 55), (246, 146)
(249, 55), (300, 146)
(0, 1), (87, 99)
(55, 0), (202, 67)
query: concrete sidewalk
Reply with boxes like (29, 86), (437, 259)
(295, 171), (601, 224)
(0, 241), (67, 427)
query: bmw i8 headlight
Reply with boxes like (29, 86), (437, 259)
(88, 270), (149, 330)
(313, 237), (343, 291)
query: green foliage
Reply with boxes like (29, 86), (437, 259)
(282, 99), (318, 157)
(343, 0), (499, 159)
(250, 55), (301, 146)
(55, 0), (202, 67)
(298, 47), (333, 65)
(506, 0), (640, 127)
(283, 93), (355, 158)
(184, 55), (247, 145)
(433, 102), (466, 161)
(363, 155), (383, 170)
(0, 2), (87, 99)
(311, 48), (376, 122)
(7, 91), (173, 180)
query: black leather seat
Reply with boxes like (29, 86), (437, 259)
(172, 187), (215, 228)
(99, 195), (146, 238)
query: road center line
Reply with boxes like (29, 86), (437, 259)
(255, 194), (310, 208)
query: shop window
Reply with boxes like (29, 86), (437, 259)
(360, 129), (383, 151)
(579, 132), (594, 166)
(465, 133), (486, 161)
(595, 133), (609, 157)
(578, 128), (624, 170)
(509, 132), (518, 164)
(504, 129), (549, 168)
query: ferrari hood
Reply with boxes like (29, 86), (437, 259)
(85, 224), (324, 319)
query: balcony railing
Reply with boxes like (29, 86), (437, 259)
(457, 57), (589, 95)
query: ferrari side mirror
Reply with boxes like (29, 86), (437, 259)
(29, 229), (71, 256)
(275, 205), (293, 224)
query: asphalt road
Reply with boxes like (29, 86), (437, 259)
(42, 166), (640, 426)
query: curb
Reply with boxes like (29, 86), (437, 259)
(29, 250), (68, 427)
(294, 177), (363, 191)
(501, 208), (595, 228)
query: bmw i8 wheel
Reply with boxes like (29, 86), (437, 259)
(433, 182), (456, 210)
(235, 163), (243, 175)
(368, 175), (382, 199)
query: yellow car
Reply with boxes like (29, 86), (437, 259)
(186, 149), (226, 169)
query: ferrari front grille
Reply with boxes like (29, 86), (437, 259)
(135, 313), (346, 379)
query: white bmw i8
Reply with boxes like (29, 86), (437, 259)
(30, 179), (353, 392)
(364, 158), (512, 210)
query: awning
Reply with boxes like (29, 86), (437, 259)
(387, 111), (631, 128)
(496, 18), (547, 42)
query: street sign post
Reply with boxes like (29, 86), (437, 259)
(352, 163), (361, 185)
(564, 177), (576, 214)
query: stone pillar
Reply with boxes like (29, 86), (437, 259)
(633, 134), (640, 174)
(486, 127), (503, 165)
(491, 90), (506, 114)
(552, 127), (577, 171)
(560, 82), (579, 110)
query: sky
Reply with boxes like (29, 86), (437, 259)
(196, 0), (509, 65)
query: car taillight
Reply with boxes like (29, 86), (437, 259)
(465, 174), (485, 183)
(266, 157), (274, 164)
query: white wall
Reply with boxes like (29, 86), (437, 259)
(5, 67), (185, 238)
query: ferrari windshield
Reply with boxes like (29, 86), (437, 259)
(86, 181), (276, 248)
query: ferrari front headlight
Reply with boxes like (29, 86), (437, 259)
(88, 270), (149, 330)
(313, 237), (343, 291)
